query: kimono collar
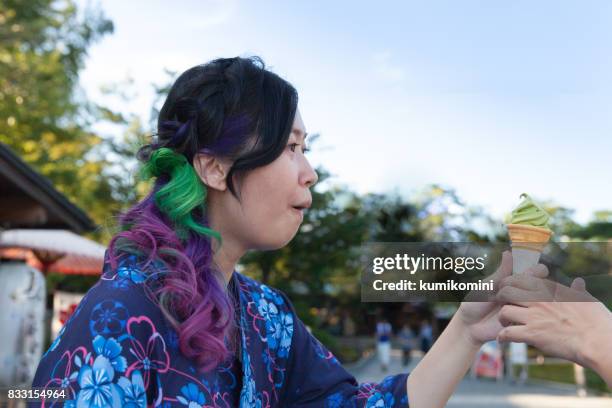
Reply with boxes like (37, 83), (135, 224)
(233, 271), (294, 407)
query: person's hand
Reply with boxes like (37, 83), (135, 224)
(457, 251), (549, 346)
(496, 274), (612, 374)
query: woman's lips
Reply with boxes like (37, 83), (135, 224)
(291, 207), (304, 220)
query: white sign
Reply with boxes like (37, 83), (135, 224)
(509, 342), (528, 364)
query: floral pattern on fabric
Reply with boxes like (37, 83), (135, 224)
(31, 249), (409, 407)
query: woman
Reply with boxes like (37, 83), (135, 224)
(31, 56), (525, 408)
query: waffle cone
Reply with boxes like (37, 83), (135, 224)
(507, 224), (552, 252)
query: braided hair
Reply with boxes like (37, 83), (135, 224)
(107, 56), (298, 372)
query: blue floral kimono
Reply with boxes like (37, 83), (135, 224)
(30, 250), (409, 407)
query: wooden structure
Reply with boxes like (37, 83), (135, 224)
(0, 143), (103, 274)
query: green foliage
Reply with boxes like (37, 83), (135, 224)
(527, 363), (610, 394)
(569, 221), (612, 240)
(310, 327), (360, 364)
(45, 272), (98, 307)
(0, 0), (149, 243)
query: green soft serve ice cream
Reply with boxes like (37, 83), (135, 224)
(507, 193), (551, 230)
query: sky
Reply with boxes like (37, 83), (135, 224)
(76, 0), (612, 224)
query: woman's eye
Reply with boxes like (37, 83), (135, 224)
(288, 143), (310, 154)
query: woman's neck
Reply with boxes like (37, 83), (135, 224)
(212, 241), (244, 287)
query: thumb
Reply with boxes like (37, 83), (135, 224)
(498, 250), (513, 278)
(492, 250), (513, 285)
(570, 277), (586, 292)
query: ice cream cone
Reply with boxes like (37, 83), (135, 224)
(507, 224), (552, 252)
(507, 224), (552, 275)
(505, 194), (553, 274)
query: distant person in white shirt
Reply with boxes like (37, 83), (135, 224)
(376, 317), (393, 372)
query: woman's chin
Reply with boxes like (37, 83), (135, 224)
(279, 233), (299, 249)
(263, 228), (300, 251)
(249, 214), (302, 251)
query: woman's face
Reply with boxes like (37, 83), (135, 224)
(203, 108), (318, 252)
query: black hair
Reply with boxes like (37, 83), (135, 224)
(139, 56), (299, 200)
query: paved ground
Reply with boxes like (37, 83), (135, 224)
(345, 348), (611, 408)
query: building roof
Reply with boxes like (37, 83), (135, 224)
(0, 229), (106, 275)
(0, 143), (96, 232)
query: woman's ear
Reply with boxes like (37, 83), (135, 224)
(192, 153), (231, 192)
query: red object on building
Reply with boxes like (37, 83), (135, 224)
(472, 341), (504, 380)
(59, 303), (78, 324)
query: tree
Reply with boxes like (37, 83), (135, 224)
(567, 210), (612, 240)
(0, 0), (146, 242)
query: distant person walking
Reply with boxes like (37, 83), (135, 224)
(419, 319), (433, 353)
(376, 317), (393, 372)
(398, 323), (415, 367)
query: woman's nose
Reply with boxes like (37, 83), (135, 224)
(302, 160), (318, 188)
